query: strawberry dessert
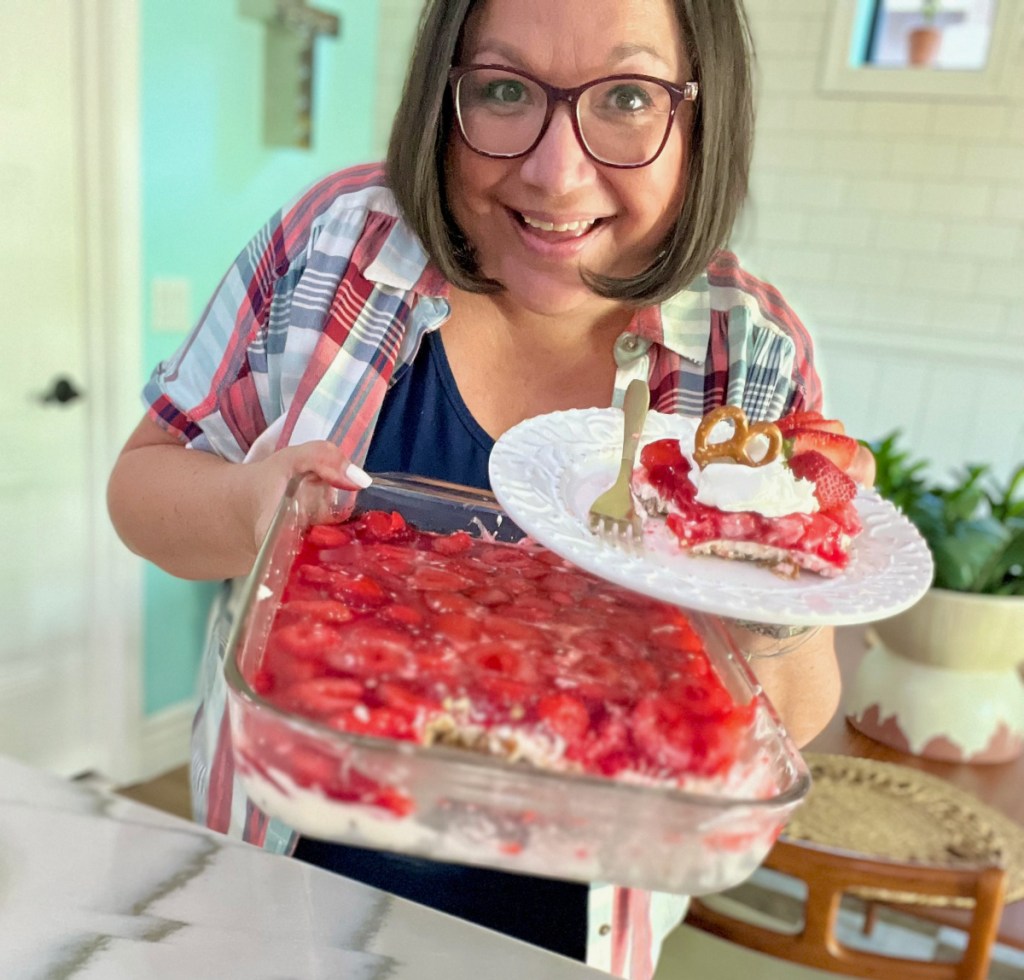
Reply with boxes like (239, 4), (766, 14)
(631, 407), (868, 578)
(242, 508), (758, 815)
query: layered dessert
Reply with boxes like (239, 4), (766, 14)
(227, 484), (809, 893)
(632, 407), (867, 578)
(243, 509), (758, 816)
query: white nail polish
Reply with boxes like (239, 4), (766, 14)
(344, 462), (373, 489)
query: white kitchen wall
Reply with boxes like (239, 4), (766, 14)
(373, 0), (1024, 482)
(738, 0), (1024, 482)
(375, 0), (424, 154)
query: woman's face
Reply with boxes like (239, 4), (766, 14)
(446, 0), (692, 319)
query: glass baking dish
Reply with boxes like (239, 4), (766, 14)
(223, 473), (810, 894)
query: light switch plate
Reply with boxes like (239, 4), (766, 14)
(151, 277), (192, 334)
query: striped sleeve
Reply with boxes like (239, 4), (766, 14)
(142, 163), (390, 460)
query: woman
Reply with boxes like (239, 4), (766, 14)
(108, 0), (841, 975)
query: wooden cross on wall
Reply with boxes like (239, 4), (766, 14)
(239, 0), (341, 149)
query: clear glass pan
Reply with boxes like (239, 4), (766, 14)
(223, 473), (810, 894)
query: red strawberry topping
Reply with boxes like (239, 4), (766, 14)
(240, 510), (758, 816)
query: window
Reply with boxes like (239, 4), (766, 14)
(860, 0), (999, 71)
(821, 0), (1021, 99)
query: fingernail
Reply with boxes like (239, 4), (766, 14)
(344, 462), (373, 489)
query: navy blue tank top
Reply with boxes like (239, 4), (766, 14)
(305, 330), (590, 960)
(365, 330), (494, 490)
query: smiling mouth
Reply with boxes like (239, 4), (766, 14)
(512, 210), (606, 239)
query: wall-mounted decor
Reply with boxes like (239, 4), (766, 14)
(240, 0), (340, 149)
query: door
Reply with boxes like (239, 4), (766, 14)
(0, 0), (138, 775)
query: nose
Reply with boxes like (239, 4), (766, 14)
(518, 104), (599, 196)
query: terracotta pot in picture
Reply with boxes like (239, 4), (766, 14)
(908, 26), (942, 67)
(846, 588), (1024, 764)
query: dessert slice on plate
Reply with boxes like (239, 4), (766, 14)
(631, 407), (870, 578)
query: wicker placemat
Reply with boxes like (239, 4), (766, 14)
(781, 753), (1024, 907)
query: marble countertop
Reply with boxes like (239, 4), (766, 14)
(0, 755), (603, 979)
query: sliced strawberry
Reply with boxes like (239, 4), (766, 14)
(502, 594), (558, 618)
(323, 623), (412, 677)
(430, 611), (483, 642)
(466, 586), (512, 607)
(317, 568), (390, 607)
(273, 619), (345, 660)
(430, 530), (473, 555)
(278, 676), (364, 715)
(466, 641), (538, 683)
(376, 681), (437, 718)
(422, 590), (482, 616)
(378, 602), (425, 628)
(409, 567), (474, 592)
(538, 571), (592, 599)
(639, 437), (687, 470)
(306, 524), (354, 549)
(789, 450), (857, 510)
(483, 614), (545, 644)
(776, 410), (822, 428)
(847, 443), (877, 487)
(355, 510), (413, 543)
(276, 599), (354, 625)
(759, 513), (809, 548)
(536, 693), (590, 742)
(787, 429), (858, 470)
(776, 410), (845, 437)
(489, 574), (536, 596)
(827, 499), (862, 536)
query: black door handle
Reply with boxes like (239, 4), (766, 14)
(41, 376), (83, 405)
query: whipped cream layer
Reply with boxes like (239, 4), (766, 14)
(692, 458), (819, 517)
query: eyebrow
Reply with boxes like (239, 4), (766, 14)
(607, 42), (672, 69)
(473, 40), (672, 72)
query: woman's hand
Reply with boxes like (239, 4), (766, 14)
(246, 440), (372, 553)
(108, 418), (370, 581)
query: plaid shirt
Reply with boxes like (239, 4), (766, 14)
(146, 163), (821, 979)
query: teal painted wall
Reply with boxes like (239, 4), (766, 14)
(139, 0), (379, 713)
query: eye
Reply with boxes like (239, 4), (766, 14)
(605, 84), (654, 113)
(484, 79), (528, 104)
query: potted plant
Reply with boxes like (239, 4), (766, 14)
(845, 432), (1024, 762)
(908, 0), (943, 67)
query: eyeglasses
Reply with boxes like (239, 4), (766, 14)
(448, 64), (699, 169)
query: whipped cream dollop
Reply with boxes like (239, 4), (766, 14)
(690, 458), (819, 517)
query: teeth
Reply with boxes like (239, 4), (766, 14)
(521, 214), (596, 235)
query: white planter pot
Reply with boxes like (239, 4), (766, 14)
(872, 588), (1024, 672)
(846, 588), (1024, 764)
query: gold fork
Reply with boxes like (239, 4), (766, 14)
(588, 377), (650, 543)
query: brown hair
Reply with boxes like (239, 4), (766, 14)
(386, 0), (756, 306)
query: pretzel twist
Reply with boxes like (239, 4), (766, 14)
(693, 406), (783, 469)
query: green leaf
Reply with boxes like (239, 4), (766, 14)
(978, 520), (1024, 595)
(931, 519), (1010, 592)
(866, 430), (1024, 596)
(989, 464), (1024, 521)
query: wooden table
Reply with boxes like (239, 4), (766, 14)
(804, 626), (1024, 949)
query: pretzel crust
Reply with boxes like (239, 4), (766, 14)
(693, 406), (783, 469)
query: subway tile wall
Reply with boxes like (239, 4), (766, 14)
(374, 0), (1024, 479)
(737, 0), (1024, 480)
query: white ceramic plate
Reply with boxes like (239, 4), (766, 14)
(489, 408), (934, 627)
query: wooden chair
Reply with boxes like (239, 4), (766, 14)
(684, 838), (1007, 980)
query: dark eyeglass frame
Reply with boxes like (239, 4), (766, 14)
(448, 64), (700, 170)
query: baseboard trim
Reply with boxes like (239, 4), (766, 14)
(138, 701), (194, 781)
